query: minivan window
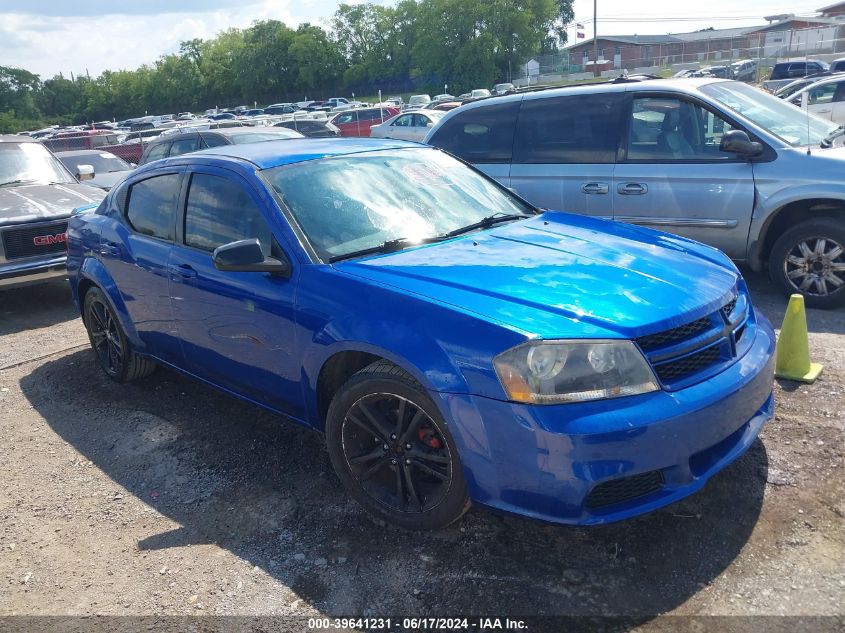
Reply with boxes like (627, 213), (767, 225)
(427, 101), (519, 164)
(184, 173), (272, 254)
(125, 174), (179, 240)
(701, 81), (838, 146)
(513, 93), (625, 164)
(627, 96), (737, 161)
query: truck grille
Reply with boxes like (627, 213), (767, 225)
(586, 470), (664, 509)
(2, 220), (68, 260)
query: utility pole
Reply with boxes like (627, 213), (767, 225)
(593, 0), (599, 77)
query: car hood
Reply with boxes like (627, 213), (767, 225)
(87, 171), (132, 191)
(0, 182), (105, 227)
(335, 212), (740, 339)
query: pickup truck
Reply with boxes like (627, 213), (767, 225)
(0, 135), (105, 290)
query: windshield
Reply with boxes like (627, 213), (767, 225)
(261, 148), (534, 261)
(701, 81), (838, 146)
(0, 142), (75, 185)
(59, 152), (131, 174)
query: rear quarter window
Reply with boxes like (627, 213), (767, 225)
(427, 101), (519, 164)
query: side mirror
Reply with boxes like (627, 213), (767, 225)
(212, 238), (290, 277)
(426, 122), (433, 128)
(719, 130), (763, 157)
(77, 164), (95, 180)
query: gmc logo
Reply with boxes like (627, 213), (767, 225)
(33, 233), (67, 246)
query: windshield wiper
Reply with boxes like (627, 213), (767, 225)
(328, 212), (533, 263)
(328, 236), (442, 263)
(438, 212), (530, 240)
(0, 179), (30, 187)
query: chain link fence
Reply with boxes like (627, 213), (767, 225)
(515, 24), (845, 86)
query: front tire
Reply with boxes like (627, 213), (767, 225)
(83, 287), (156, 382)
(769, 218), (845, 309)
(325, 361), (469, 530)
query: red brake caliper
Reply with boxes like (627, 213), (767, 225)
(417, 426), (442, 449)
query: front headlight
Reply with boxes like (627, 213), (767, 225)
(493, 340), (659, 404)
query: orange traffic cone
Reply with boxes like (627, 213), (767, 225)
(774, 294), (823, 383)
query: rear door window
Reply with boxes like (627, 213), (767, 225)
(125, 174), (180, 240)
(513, 93), (626, 164)
(200, 133), (228, 148)
(427, 101), (519, 164)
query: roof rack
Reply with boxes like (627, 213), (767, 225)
(456, 74), (659, 105)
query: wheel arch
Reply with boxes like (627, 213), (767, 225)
(751, 197), (845, 269)
(76, 258), (142, 348)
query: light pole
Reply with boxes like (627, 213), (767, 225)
(593, 0), (599, 77)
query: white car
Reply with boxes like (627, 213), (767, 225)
(788, 74), (845, 123)
(370, 110), (447, 142)
(470, 89), (491, 98)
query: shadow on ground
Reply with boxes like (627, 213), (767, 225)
(0, 279), (79, 336)
(742, 266), (845, 336)
(20, 349), (769, 618)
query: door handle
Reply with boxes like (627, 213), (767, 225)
(169, 264), (197, 280)
(816, 108), (832, 113)
(618, 183), (648, 195)
(581, 182), (609, 195)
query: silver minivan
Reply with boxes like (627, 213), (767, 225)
(424, 78), (845, 308)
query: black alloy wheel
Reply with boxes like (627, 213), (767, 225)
(325, 361), (469, 530)
(342, 393), (452, 514)
(83, 287), (156, 382)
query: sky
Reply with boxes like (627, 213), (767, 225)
(0, 0), (825, 79)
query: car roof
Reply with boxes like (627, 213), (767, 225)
(793, 73), (845, 90)
(188, 138), (423, 169)
(0, 134), (38, 143)
(54, 149), (119, 157)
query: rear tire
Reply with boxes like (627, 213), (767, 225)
(769, 218), (845, 309)
(325, 361), (469, 530)
(83, 287), (156, 382)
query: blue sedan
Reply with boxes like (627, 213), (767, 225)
(66, 139), (775, 530)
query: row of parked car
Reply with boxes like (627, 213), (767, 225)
(3, 74), (844, 309)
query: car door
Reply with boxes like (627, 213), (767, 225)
(509, 92), (626, 217)
(386, 113), (415, 140)
(407, 113), (433, 142)
(829, 82), (845, 124)
(168, 166), (304, 418)
(806, 82), (838, 120)
(425, 100), (518, 186)
(98, 170), (183, 363)
(612, 94), (755, 260)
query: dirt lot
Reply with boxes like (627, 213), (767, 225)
(0, 271), (843, 629)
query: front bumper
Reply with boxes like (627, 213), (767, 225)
(0, 255), (67, 290)
(435, 314), (776, 525)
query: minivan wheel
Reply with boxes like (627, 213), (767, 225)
(325, 361), (469, 530)
(769, 218), (845, 309)
(83, 287), (156, 382)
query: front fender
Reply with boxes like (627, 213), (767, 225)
(749, 182), (845, 267)
(77, 257), (142, 349)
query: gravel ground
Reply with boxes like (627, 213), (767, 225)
(0, 272), (843, 628)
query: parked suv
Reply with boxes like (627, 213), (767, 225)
(764, 60), (830, 92)
(425, 78), (845, 307)
(41, 130), (121, 152)
(0, 136), (105, 289)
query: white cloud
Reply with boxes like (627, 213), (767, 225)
(0, 0), (343, 78)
